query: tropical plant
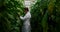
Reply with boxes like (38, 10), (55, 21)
(0, 0), (24, 32)
(30, 0), (60, 32)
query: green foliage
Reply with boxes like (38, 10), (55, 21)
(0, 0), (24, 32)
(31, 0), (60, 32)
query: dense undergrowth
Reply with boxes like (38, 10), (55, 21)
(31, 0), (60, 32)
(0, 0), (60, 32)
(0, 0), (24, 32)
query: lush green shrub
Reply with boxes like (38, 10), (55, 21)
(0, 0), (24, 32)
(31, 0), (60, 32)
